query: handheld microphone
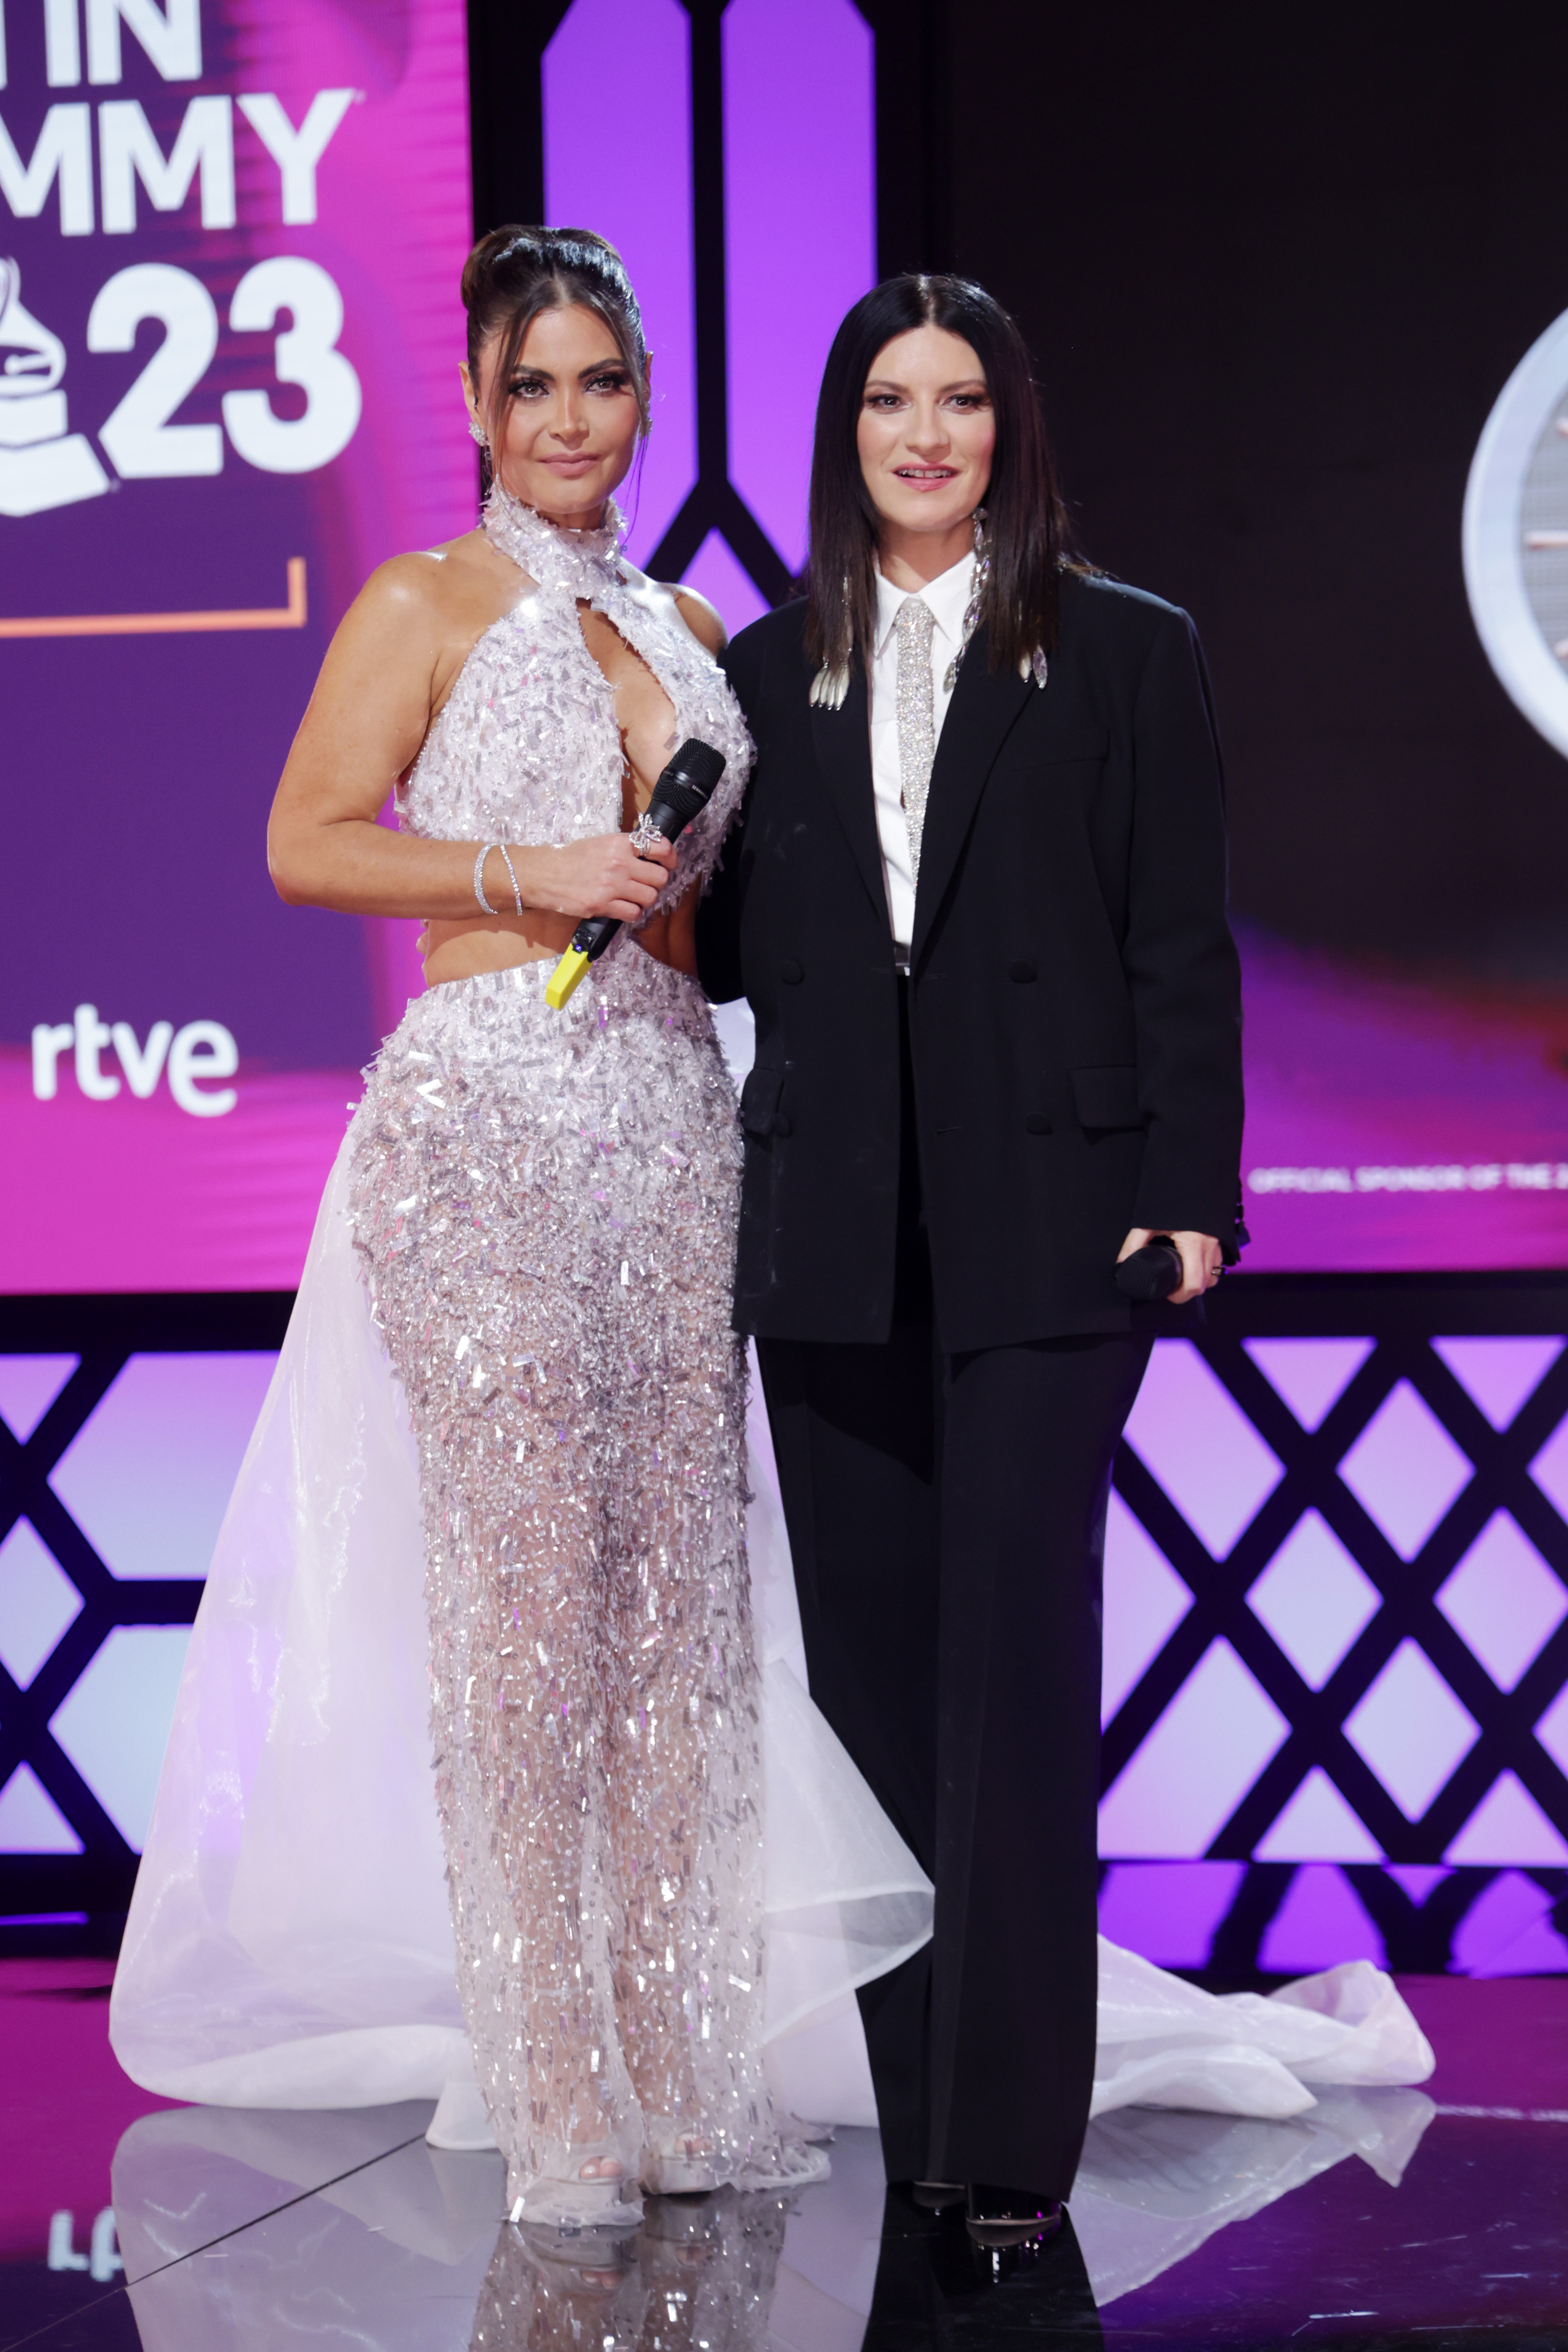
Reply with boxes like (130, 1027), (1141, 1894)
(1114, 1237), (1184, 1302)
(544, 738), (727, 1010)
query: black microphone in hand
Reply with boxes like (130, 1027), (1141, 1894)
(1115, 1236), (1184, 1302)
(545, 738), (727, 1008)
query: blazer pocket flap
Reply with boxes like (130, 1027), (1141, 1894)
(740, 1065), (784, 1136)
(1071, 1064), (1142, 1129)
(1044, 731), (1111, 766)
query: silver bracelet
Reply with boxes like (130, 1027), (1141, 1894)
(496, 841), (523, 915)
(473, 842), (498, 915)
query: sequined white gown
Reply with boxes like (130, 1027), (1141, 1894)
(349, 496), (805, 2219)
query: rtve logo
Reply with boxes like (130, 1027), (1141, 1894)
(32, 1002), (238, 1114)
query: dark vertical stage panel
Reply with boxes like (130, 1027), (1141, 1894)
(940, 0), (1568, 958)
(466, 1), (564, 235)
(859, 0), (948, 281)
(942, 5), (1568, 1271)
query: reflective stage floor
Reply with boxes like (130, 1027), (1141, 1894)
(3, 1967), (1565, 2349)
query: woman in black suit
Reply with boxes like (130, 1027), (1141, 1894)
(697, 275), (1244, 2251)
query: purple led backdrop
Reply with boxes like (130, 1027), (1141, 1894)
(543, 0), (875, 633)
(5, 1330), (1564, 1962)
(0, 0), (472, 1290)
(721, 0), (875, 575)
(541, 0), (696, 570)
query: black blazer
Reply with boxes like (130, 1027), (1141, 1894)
(697, 570), (1245, 1352)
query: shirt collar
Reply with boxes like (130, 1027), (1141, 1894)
(874, 549), (976, 658)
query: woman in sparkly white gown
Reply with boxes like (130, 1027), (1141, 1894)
(264, 227), (808, 2228)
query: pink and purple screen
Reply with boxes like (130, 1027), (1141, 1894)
(1, 0), (468, 1291)
(3, 0), (1567, 1292)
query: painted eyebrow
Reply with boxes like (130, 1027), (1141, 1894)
(510, 360), (632, 382)
(862, 376), (989, 395)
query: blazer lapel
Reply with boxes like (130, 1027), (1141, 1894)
(910, 627), (1033, 967)
(808, 663), (888, 922)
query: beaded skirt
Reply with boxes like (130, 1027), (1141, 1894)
(346, 940), (806, 2217)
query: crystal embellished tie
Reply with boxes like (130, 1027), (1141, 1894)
(895, 595), (937, 890)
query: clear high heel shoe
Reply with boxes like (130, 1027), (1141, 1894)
(509, 2138), (645, 2232)
(638, 2115), (834, 2199)
(640, 2117), (721, 2197)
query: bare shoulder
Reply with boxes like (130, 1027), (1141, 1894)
(668, 582), (727, 655)
(347, 529), (530, 648)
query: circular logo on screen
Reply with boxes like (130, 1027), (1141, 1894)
(1463, 305), (1568, 759)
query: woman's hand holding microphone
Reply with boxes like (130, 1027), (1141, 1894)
(1116, 1228), (1223, 1304)
(487, 831), (677, 926)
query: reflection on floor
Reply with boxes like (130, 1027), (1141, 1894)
(3, 1972), (1566, 2349)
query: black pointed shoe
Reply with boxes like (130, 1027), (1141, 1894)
(910, 2180), (965, 2212)
(964, 2182), (1063, 2251)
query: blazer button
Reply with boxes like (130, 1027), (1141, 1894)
(1009, 960), (1038, 983)
(1024, 1113), (1051, 1135)
(780, 959), (804, 984)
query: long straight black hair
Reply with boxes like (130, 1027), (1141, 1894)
(805, 274), (1078, 684)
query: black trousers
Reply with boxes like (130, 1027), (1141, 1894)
(754, 999), (1152, 2195)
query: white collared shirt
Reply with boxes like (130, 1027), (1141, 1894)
(869, 551), (976, 953)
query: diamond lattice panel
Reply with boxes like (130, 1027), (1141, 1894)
(1433, 1336), (1565, 1430)
(1244, 1338), (1373, 1431)
(1529, 1416), (1568, 1522)
(1102, 1490), (1191, 1724)
(1099, 1639), (1289, 1857)
(1344, 1640), (1480, 1820)
(0, 1357), (79, 1443)
(1444, 1772), (1568, 1866)
(48, 1626), (193, 1851)
(0, 1519), (82, 1688)
(1246, 1510), (1381, 1690)
(1536, 1684), (1568, 1778)
(0, 1764), (82, 1854)
(48, 1353), (276, 1581)
(1338, 1381), (1473, 1560)
(1254, 1767), (1382, 1861)
(1387, 1864), (1451, 1904)
(1123, 1341), (1283, 1558)
(1435, 1513), (1568, 1692)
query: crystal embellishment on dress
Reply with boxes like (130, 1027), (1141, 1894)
(346, 491), (822, 2223)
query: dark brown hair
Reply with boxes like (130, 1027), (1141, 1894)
(461, 226), (650, 477)
(805, 274), (1079, 681)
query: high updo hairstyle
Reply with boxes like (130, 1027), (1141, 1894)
(461, 226), (651, 495)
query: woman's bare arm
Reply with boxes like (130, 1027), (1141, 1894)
(267, 550), (673, 925)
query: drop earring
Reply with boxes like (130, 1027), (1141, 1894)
(467, 418), (487, 448)
(809, 570), (854, 710)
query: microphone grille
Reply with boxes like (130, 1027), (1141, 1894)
(666, 738), (727, 800)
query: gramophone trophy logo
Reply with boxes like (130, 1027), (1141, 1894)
(0, 257), (108, 517)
